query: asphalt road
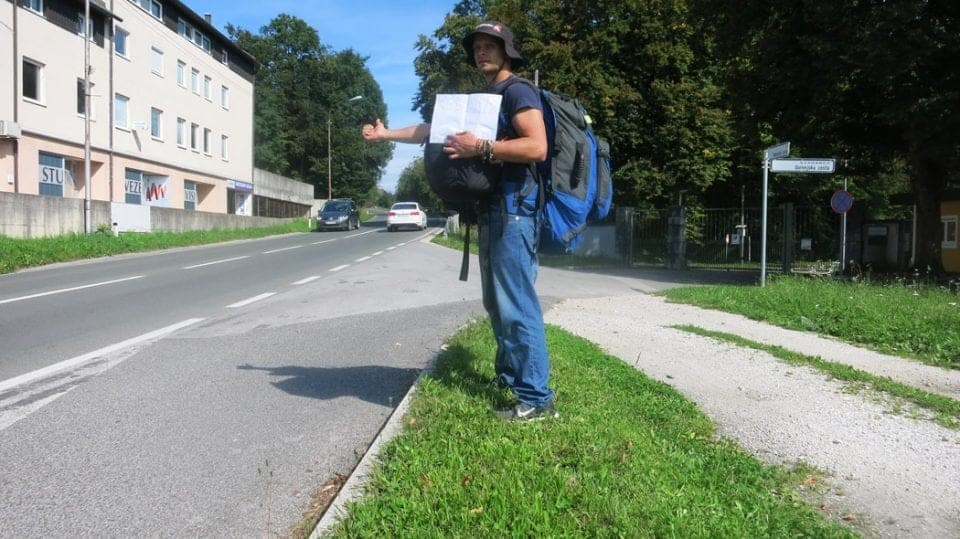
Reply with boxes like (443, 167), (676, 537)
(0, 221), (722, 536)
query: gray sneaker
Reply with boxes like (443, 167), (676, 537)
(495, 402), (559, 421)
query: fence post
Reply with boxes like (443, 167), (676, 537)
(781, 203), (795, 274)
(666, 206), (687, 270)
(616, 207), (635, 266)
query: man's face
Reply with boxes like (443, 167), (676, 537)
(472, 34), (507, 75)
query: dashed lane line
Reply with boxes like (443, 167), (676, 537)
(182, 256), (249, 269)
(0, 275), (145, 305)
(226, 292), (276, 309)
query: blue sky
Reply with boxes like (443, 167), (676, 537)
(185, 0), (457, 193)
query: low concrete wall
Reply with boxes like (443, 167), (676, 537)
(1, 191), (289, 238)
(253, 168), (313, 204)
(151, 206), (286, 232)
(0, 192), (110, 238)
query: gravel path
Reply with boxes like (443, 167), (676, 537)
(544, 294), (960, 538)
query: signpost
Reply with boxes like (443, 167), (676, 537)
(761, 143), (790, 288)
(760, 146), (838, 286)
(770, 158), (836, 174)
(764, 142), (790, 160)
(832, 185), (853, 272)
(830, 189), (854, 214)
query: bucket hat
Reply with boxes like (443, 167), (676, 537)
(462, 21), (523, 68)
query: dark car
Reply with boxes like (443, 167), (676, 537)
(317, 198), (360, 231)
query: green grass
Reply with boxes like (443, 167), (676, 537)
(675, 325), (960, 430)
(326, 321), (854, 538)
(0, 218), (310, 274)
(431, 225), (479, 254)
(660, 275), (960, 370)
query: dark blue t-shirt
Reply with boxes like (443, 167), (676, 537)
(487, 76), (543, 214)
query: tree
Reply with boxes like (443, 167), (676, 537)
(228, 15), (391, 203)
(702, 0), (960, 271)
(395, 158), (445, 212)
(411, 0), (734, 210)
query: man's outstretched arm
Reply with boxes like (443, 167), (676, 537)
(362, 119), (431, 145)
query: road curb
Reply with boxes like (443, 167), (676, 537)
(308, 348), (443, 537)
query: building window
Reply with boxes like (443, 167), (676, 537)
(114, 94), (129, 128)
(220, 85), (229, 109)
(176, 117), (186, 147)
(203, 128), (211, 154)
(203, 76), (211, 100)
(22, 58), (44, 103)
(151, 47), (163, 76)
(26, 0), (42, 15)
(150, 107), (162, 139)
(177, 61), (186, 87)
(114, 27), (129, 58)
(191, 68), (199, 94)
(76, 79), (93, 116)
(944, 216), (958, 249)
(129, 0), (162, 19)
(125, 169), (143, 204)
(220, 49), (229, 65)
(39, 152), (66, 198)
(75, 14), (94, 37)
(177, 18), (211, 52)
(184, 180), (197, 210)
(190, 123), (199, 150)
(220, 135), (229, 160)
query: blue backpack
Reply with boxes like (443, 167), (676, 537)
(505, 78), (613, 253)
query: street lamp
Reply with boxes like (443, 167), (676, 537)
(327, 95), (364, 200)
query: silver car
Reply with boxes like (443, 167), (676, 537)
(386, 202), (428, 231)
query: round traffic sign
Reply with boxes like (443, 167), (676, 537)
(831, 190), (854, 214)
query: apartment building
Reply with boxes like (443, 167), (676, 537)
(0, 0), (256, 217)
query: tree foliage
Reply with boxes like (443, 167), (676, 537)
(701, 0), (960, 270)
(227, 15), (392, 204)
(411, 0), (733, 210)
(395, 158), (445, 213)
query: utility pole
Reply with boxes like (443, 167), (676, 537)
(83, 0), (92, 233)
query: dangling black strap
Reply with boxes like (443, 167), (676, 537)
(459, 221), (471, 281)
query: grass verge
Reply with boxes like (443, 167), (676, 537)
(675, 325), (960, 430)
(0, 218), (309, 274)
(324, 320), (854, 538)
(660, 275), (960, 370)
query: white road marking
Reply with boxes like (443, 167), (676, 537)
(226, 292), (276, 309)
(0, 275), (145, 305)
(182, 256), (249, 269)
(355, 256), (371, 263)
(293, 276), (321, 285)
(329, 264), (349, 272)
(372, 251), (384, 256)
(0, 317), (205, 431)
(0, 318), (205, 394)
(312, 238), (338, 245)
(262, 245), (303, 254)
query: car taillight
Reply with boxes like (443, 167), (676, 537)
(411, 211), (420, 215)
(388, 211), (396, 216)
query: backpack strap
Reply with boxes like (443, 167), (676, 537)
(459, 220), (471, 282)
(495, 77), (545, 215)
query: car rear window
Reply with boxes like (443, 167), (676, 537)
(324, 201), (350, 211)
(393, 203), (417, 210)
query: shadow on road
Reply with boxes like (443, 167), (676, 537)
(237, 363), (420, 405)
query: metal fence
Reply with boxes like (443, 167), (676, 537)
(630, 205), (862, 274)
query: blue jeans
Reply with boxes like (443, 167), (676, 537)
(479, 209), (554, 407)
